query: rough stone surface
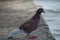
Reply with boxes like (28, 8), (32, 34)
(0, 0), (55, 40)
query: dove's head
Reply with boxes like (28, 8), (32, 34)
(37, 8), (45, 13)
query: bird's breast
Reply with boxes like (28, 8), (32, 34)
(33, 17), (40, 24)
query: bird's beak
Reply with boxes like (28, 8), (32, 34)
(43, 11), (45, 13)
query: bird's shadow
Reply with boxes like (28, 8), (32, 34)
(2, 37), (29, 40)
(7, 38), (26, 40)
(0, 34), (29, 40)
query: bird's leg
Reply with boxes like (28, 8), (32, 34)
(27, 33), (30, 36)
(25, 33), (30, 38)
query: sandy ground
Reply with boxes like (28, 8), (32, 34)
(0, 0), (55, 40)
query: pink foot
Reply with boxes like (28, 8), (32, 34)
(29, 35), (38, 40)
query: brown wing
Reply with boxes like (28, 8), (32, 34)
(19, 20), (38, 33)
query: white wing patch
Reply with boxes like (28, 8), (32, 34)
(8, 28), (24, 37)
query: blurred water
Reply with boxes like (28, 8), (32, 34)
(35, 0), (60, 40)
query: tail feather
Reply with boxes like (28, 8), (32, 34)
(8, 28), (24, 38)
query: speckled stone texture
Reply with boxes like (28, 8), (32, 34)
(0, 0), (55, 40)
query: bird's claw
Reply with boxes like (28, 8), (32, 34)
(28, 35), (38, 40)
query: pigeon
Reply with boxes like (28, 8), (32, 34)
(7, 8), (45, 39)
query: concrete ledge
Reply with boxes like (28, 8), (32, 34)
(0, 0), (55, 40)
